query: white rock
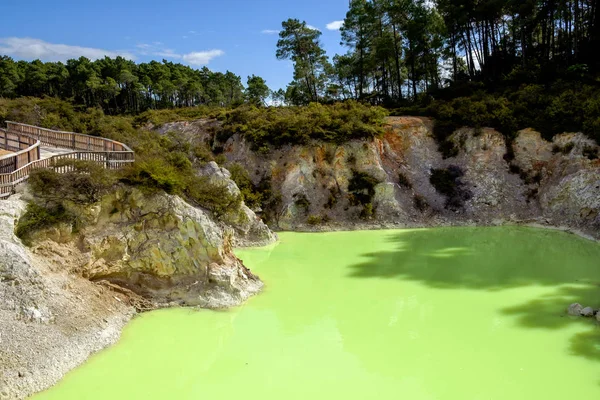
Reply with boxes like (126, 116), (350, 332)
(567, 303), (583, 316)
(581, 307), (595, 317)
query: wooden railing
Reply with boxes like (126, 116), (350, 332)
(0, 122), (134, 198)
(6, 121), (133, 153)
(0, 129), (41, 173)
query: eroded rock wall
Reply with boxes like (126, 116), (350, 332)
(161, 116), (599, 239)
(1, 185), (273, 399)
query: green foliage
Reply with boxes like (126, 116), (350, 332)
(552, 142), (575, 155)
(413, 194), (429, 212)
(348, 169), (380, 220)
(582, 145), (599, 160)
(277, 19), (331, 103)
(427, 83), (600, 153)
(0, 56), (246, 114)
(325, 187), (340, 209)
(293, 193), (311, 215)
(133, 106), (221, 126)
(218, 101), (388, 149)
(17, 161), (116, 243)
(228, 163), (263, 209)
(429, 166), (472, 210)
(185, 176), (241, 219)
(15, 203), (74, 245)
(398, 172), (412, 189)
(307, 214), (330, 225)
(29, 160), (117, 205)
(246, 75), (271, 106)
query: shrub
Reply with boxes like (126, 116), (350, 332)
(360, 203), (374, 219)
(398, 172), (412, 189)
(348, 170), (380, 206)
(217, 101), (388, 149)
(325, 187), (340, 209)
(29, 160), (116, 205)
(582, 145), (598, 160)
(294, 193), (311, 214)
(430, 166), (472, 210)
(15, 203), (74, 244)
(185, 176), (241, 219)
(307, 214), (330, 225)
(413, 195), (429, 212)
(552, 142), (575, 155)
(228, 163), (263, 209)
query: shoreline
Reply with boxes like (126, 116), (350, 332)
(269, 220), (600, 243)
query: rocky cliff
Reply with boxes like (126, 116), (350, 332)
(162, 116), (599, 239)
(1, 181), (276, 399)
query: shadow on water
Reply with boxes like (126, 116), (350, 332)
(348, 226), (600, 363)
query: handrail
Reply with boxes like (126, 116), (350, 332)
(0, 129), (41, 174)
(6, 121), (134, 153)
(0, 122), (135, 198)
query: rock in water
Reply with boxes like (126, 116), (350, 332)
(567, 303), (583, 316)
(581, 307), (595, 317)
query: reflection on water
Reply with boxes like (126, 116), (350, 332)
(34, 227), (600, 400)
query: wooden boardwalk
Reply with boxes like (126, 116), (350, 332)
(0, 122), (134, 198)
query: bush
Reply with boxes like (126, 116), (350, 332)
(228, 163), (263, 209)
(307, 214), (330, 225)
(15, 203), (74, 244)
(552, 142), (575, 154)
(217, 101), (388, 149)
(348, 170), (380, 206)
(430, 166), (472, 210)
(413, 195), (429, 212)
(293, 193), (311, 214)
(185, 176), (241, 219)
(398, 172), (412, 189)
(582, 145), (598, 160)
(29, 160), (116, 205)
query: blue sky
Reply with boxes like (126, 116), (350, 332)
(0, 0), (350, 90)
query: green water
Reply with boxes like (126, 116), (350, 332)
(34, 227), (600, 400)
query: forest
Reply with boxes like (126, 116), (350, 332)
(0, 0), (598, 144)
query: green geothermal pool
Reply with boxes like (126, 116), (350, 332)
(34, 227), (600, 399)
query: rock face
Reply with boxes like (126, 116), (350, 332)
(30, 187), (265, 308)
(2, 185), (273, 399)
(197, 162), (277, 247)
(168, 116), (599, 239)
(0, 195), (134, 400)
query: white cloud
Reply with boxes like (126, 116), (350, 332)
(326, 20), (344, 30)
(182, 49), (224, 66)
(0, 37), (135, 61)
(0, 37), (224, 67)
(261, 29), (280, 35)
(306, 25), (320, 31)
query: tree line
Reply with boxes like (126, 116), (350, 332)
(0, 56), (271, 114)
(276, 0), (600, 105)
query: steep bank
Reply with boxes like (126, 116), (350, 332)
(160, 116), (599, 239)
(1, 183), (276, 399)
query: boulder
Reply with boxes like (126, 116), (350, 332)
(567, 303), (583, 316)
(581, 307), (595, 317)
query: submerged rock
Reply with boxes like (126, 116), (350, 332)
(567, 303), (583, 316)
(581, 307), (595, 317)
